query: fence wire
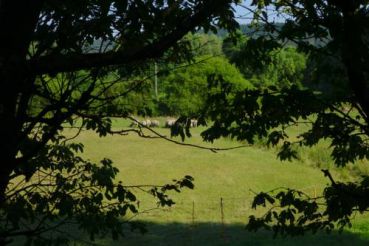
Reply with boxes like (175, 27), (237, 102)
(134, 185), (321, 225)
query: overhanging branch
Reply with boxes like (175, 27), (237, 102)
(29, 0), (235, 75)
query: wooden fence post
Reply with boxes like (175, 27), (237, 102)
(192, 200), (195, 226)
(220, 197), (224, 225)
(220, 197), (227, 241)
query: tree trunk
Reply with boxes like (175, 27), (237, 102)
(341, 9), (369, 122)
(0, 0), (43, 202)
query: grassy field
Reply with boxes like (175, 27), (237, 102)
(60, 118), (369, 245)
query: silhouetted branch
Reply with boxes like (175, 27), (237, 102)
(322, 169), (337, 186)
(126, 116), (251, 153)
(29, 1), (232, 75)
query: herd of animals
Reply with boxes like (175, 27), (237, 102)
(129, 118), (198, 128)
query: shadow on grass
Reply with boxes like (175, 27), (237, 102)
(92, 221), (369, 246)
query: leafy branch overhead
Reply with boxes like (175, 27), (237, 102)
(202, 85), (369, 166)
(28, 0), (240, 74)
(4, 136), (195, 244)
(247, 170), (369, 236)
(0, 0), (240, 244)
(196, 0), (369, 236)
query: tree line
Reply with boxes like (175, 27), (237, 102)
(99, 31), (308, 117)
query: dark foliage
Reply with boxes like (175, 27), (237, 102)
(197, 0), (369, 236)
(0, 0), (239, 244)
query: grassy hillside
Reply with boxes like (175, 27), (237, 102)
(62, 118), (369, 245)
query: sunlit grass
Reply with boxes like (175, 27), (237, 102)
(61, 117), (369, 245)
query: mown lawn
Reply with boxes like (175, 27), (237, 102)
(61, 117), (369, 245)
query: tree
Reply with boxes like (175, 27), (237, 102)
(0, 1), (240, 244)
(224, 36), (307, 89)
(198, 0), (369, 236)
(185, 33), (223, 57)
(98, 34), (227, 117)
(158, 55), (251, 116)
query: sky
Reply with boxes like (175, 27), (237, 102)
(235, 1), (252, 24)
(233, 1), (286, 24)
(233, 1), (254, 24)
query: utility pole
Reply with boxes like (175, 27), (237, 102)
(154, 62), (158, 99)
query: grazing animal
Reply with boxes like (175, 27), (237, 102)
(190, 119), (198, 128)
(150, 120), (160, 127)
(141, 119), (151, 127)
(145, 119), (151, 127)
(165, 118), (176, 128)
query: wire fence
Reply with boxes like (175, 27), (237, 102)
(136, 185), (321, 226)
(121, 186), (324, 245)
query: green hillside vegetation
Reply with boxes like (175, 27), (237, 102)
(93, 32), (308, 117)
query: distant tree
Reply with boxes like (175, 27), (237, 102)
(100, 33), (225, 117)
(0, 1), (240, 244)
(186, 33), (223, 57)
(222, 32), (246, 61)
(89, 33), (224, 117)
(252, 47), (307, 88)
(223, 36), (307, 88)
(158, 56), (251, 116)
(198, 0), (369, 236)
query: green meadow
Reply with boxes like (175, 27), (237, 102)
(63, 118), (369, 245)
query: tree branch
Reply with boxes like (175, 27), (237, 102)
(29, 0), (235, 75)
(125, 116), (250, 153)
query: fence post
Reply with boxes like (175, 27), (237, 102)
(192, 200), (195, 226)
(220, 197), (227, 241)
(220, 197), (224, 225)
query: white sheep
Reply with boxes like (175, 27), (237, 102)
(141, 119), (151, 127)
(190, 119), (198, 128)
(165, 118), (176, 128)
(150, 120), (160, 127)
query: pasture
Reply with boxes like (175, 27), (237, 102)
(63, 118), (369, 245)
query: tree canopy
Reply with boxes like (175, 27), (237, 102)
(0, 1), (240, 244)
(223, 37), (307, 88)
(158, 55), (251, 116)
(196, 0), (369, 237)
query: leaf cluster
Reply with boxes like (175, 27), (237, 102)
(3, 135), (194, 245)
(247, 173), (369, 236)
